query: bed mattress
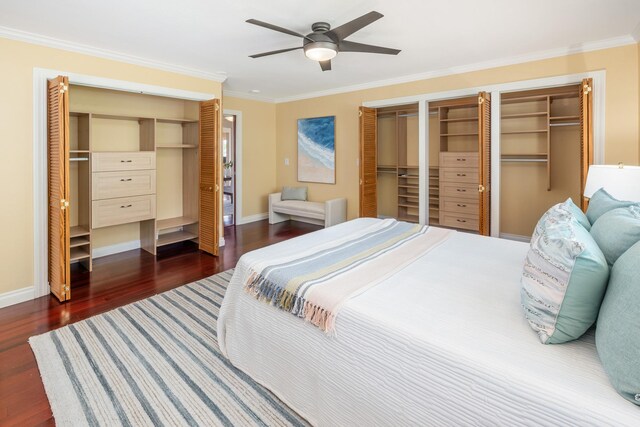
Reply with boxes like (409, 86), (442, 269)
(218, 218), (640, 426)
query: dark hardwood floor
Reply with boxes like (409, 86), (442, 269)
(0, 220), (320, 427)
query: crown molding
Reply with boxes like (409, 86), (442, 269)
(223, 89), (276, 103)
(273, 35), (635, 103)
(632, 22), (640, 42)
(0, 25), (227, 83)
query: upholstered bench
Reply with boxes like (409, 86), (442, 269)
(269, 192), (347, 228)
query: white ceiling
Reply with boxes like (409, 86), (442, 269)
(1, 0), (639, 101)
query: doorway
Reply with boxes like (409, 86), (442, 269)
(223, 114), (236, 226)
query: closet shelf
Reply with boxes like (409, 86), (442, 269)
(501, 112), (547, 119)
(157, 230), (198, 247)
(398, 165), (419, 168)
(377, 164), (396, 169)
(70, 150), (90, 153)
(399, 184), (419, 189)
(157, 216), (198, 231)
(440, 132), (479, 137)
(501, 95), (549, 104)
(70, 246), (91, 262)
(156, 144), (197, 149)
(439, 117), (477, 123)
(399, 174), (419, 178)
(70, 236), (90, 248)
(70, 225), (90, 238)
(156, 118), (199, 124)
(501, 129), (548, 135)
(550, 115), (580, 121)
(398, 203), (419, 208)
(399, 194), (419, 200)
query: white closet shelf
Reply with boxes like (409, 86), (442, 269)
(157, 216), (198, 230)
(70, 225), (90, 238)
(156, 118), (198, 124)
(157, 230), (198, 247)
(70, 246), (91, 261)
(70, 236), (90, 247)
(156, 144), (197, 149)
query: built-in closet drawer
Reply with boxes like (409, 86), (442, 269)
(440, 182), (478, 201)
(439, 212), (479, 231)
(92, 170), (156, 200)
(440, 152), (478, 169)
(92, 152), (156, 172)
(441, 199), (479, 216)
(92, 195), (156, 229)
(439, 168), (478, 183)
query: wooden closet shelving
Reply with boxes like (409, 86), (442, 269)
(499, 83), (586, 239)
(374, 104), (420, 223)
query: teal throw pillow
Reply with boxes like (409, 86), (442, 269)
(281, 186), (308, 201)
(586, 188), (638, 225)
(590, 206), (640, 266)
(521, 203), (610, 344)
(596, 241), (640, 406)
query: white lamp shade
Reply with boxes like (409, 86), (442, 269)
(584, 164), (640, 202)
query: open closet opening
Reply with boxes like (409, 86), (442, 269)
(499, 82), (589, 240)
(47, 77), (220, 301)
(426, 93), (491, 234)
(223, 114), (236, 226)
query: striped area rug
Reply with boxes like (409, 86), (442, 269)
(29, 269), (309, 427)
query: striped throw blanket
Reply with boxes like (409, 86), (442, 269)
(244, 219), (453, 333)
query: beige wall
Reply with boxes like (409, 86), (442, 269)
(0, 36), (220, 296)
(222, 96), (278, 218)
(276, 44), (640, 220)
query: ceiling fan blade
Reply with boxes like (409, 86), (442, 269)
(246, 19), (312, 41)
(319, 59), (332, 71)
(326, 11), (383, 41)
(249, 46), (302, 58)
(338, 40), (401, 55)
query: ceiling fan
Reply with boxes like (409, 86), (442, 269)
(246, 11), (401, 71)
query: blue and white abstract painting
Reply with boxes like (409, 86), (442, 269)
(297, 116), (335, 184)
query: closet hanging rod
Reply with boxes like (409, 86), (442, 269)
(500, 158), (547, 163)
(70, 157), (89, 162)
(397, 113), (419, 118)
(549, 122), (580, 127)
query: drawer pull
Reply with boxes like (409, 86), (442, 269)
(120, 178), (132, 182)
(120, 160), (133, 163)
(456, 173), (467, 177)
(456, 158), (467, 161)
(456, 189), (467, 192)
(456, 219), (467, 223)
(120, 204), (132, 208)
(457, 204), (467, 207)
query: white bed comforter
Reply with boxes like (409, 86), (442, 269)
(218, 218), (640, 426)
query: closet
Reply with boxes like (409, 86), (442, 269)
(499, 79), (592, 239)
(359, 104), (420, 222)
(427, 94), (490, 234)
(47, 76), (221, 302)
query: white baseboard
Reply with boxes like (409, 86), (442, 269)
(92, 240), (141, 259)
(500, 233), (531, 243)
(236, 212), (268, 225)
(0, 286), (35, 309)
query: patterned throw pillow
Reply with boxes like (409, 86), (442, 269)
(596, 241), (640, 406)
(521, 203), (610, 344)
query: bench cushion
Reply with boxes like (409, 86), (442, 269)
(272, 200), (325, 220)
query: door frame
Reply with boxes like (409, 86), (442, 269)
(362, 70), (605, 237)
(33, 68), (217, 299)
(222, 109), (243, 225)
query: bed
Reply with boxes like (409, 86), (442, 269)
(218, 218), (640, 426)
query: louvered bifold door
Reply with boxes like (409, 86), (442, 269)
(199, 99), (220, 256)
(359, 106), (377, 217)
(478, 92), (491, 236)
(579, 78), (594, 212)
(48, 76), (70, 301)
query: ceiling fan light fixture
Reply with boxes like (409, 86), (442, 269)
(304, 42), (337, 62)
